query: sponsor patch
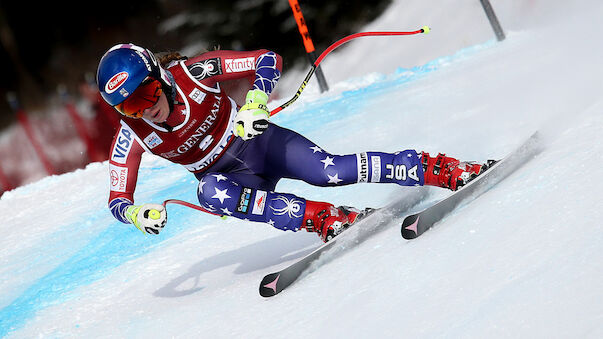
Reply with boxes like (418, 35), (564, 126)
(106, 71), (128, 94)
(143, 131), (163, 149)
(371, 156), (382, 183)
(252, 190), (267, 215)
(269, 195), (304, 219)
(357, 152), (369, 183)
(224, 57), (255, 73)
(189, 58), (222, 80)
(189, 88), (207, 104)
(199, 135), (214, 151)
(109, 164), (128, 192)
(236, 187), (253, 214)
(111, 127), (134, 164)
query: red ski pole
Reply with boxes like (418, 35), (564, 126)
(163, 199), (227, 219)
(270, 26), (430, 116)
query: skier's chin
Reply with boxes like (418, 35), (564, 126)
(143, 93), (170, 122)
(151, 109), (170, 123)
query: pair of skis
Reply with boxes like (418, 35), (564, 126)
(259, 132), (543, 297)
(259, 189), (428, 297)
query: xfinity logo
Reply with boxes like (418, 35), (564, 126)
(224, 57), (255, 73)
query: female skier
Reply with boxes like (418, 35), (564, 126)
(98, 43), (488, 242)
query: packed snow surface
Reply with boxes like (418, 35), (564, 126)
(1, 0), (602, 337)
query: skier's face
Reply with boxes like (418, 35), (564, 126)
(142, 91), (170, 123)
(114, 77), (164, 119)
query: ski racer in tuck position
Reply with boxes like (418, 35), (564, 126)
(98, 44), (490, 242)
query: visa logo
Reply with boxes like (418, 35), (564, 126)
(111, 128), (133, 164)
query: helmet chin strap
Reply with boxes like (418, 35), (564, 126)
(150, 69), (180, 132)
(162, 69), (177, 113)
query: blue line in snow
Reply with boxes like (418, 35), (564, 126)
(0, 165), (200, 337)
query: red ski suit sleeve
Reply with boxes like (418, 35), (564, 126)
(107, 123), (145, 223)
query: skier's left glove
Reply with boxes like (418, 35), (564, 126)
(125, 203), (167, 235)
(235, 89), (270, 141)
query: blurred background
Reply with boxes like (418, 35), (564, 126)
(0, 0), (391, 194)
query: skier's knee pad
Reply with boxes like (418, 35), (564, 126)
(196, 173), (306, 231)
(196, 172), (266, 220)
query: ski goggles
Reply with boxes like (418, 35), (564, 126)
(114, 77), (163, 118)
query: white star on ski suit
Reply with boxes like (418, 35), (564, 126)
(321, 156), (335, 169)
(198, 180), (206, 193)
(213, 174), (228, 182)
(212, 188), (231, 204)
(327, 173), (343, 184)
(310, 146), (323, 153)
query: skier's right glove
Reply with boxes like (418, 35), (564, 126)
(125, 203), (167, 235)
(235, 89), (270, 141)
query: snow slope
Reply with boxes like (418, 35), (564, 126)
(2, 0), (603, 337)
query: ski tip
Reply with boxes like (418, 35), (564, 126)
(259, 273), (281, 298)
(401, 214), (420, 239)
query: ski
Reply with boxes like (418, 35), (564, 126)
(259, 190), (427, 297)
(401, 132), (543, 239)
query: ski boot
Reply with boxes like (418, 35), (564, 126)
(302, 200), (373, 242)
(421, 152), (496, 191)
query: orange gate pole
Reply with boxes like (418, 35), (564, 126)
(288, 0), (329, 93)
